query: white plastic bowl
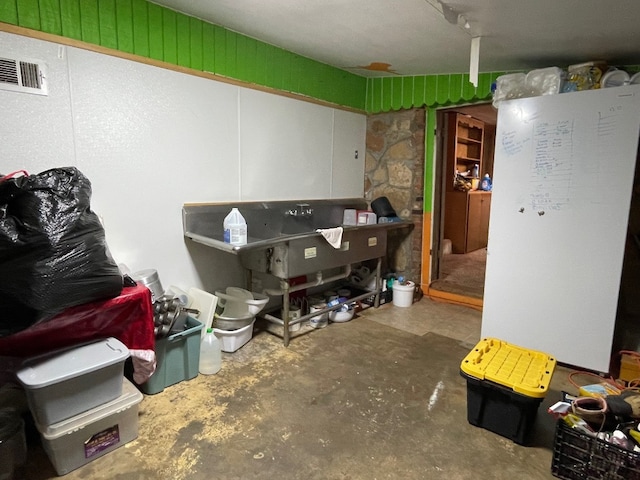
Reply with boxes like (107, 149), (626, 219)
(243, 292), (269, 315)
(213, 311), (255, 331)
(215, 290), (270, 316)
(329, 306), (355, 323)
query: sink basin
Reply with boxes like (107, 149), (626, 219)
(182, 199), (413, 278)
(183, 199), (365, 247)
(281, 215), (316, 235)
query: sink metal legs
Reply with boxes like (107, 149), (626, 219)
(259, 258), (383, 347)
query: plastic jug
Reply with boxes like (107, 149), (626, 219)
(223, 208), (247, 246)
(199, 328), (222, 375)
(481, 174), (492, 191)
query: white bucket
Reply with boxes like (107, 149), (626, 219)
(282, 305), (301, 332)
(309, 303), (328, 329)
(392, 281), (415, 307)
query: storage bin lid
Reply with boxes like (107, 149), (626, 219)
(460, 337), (556, 398)
(37, 377), (142, 440)
(16, 337), (130, 389)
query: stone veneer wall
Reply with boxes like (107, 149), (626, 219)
(365, 108), (425, 283)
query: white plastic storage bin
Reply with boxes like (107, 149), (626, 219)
(213, 320), (255, 353)
(38, 377), (143, 476)
(16, 337), (130, 426)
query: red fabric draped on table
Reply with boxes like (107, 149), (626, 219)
(0, 285), (155, 383)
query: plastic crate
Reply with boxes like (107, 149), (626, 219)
(460, 338), (556, 445)
(361, 289), (392, 306)
(141, 316), (203, 395)
(551, 420), (640, 480)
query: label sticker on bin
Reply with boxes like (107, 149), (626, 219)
(85, 425), (120, 458)
(460, 338), (556, 398)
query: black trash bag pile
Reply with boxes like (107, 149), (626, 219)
(0, 167), (123, 336)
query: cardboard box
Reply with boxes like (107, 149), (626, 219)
(17, 338), (129, 426)
(38, 377), (142, 476)
(619, 353), (640, 383)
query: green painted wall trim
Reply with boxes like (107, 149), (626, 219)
(7, 1), (637, 216)
(0, 0), (367, 110)
(365, 72), (504, 113)
(366, 72), (506, 214)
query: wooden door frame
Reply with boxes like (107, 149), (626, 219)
(426, 103), (494, 309)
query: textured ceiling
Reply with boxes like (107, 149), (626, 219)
(152, 0), (640, 77)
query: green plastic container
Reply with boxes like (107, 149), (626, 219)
(141, 317), (203, 395)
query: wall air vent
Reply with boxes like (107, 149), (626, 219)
(0, 56), (48, 96)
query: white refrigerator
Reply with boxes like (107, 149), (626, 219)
(481, 84), (640, 373)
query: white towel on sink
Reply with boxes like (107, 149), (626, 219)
(316, 227), (343, 249)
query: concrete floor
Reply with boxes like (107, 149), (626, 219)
(21, 297), (574, 479)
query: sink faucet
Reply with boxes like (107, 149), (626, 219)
(286, 203), (313, 217)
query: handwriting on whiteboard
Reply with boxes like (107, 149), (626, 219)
(597, 106), (621, 137)
(498, 99), (628, 213)
(529, 119), (574, 211)
(501, 129), (530, 156)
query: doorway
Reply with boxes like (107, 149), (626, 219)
(429, 103), (497, 301)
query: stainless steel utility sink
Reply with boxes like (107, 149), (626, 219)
(184, 199), (367, 249)
(182, 199), (413, 346)
(183, 199), (410, 277)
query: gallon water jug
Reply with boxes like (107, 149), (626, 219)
(199, 328), (222, 375)
(223, 208), (247, 246)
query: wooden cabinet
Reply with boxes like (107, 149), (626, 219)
(444, 191), (491, 254)
(466, 191), (491, 252)
(445, 113), (485, 192)
(443, 112), (491, 254)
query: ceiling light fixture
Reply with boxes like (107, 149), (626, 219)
(436, 1), (471, 30)
(436, 0), (460, 25)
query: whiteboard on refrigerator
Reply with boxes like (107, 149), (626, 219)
(481, 85), (640, 373)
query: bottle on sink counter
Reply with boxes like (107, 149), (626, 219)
(223, 208), (248, 246)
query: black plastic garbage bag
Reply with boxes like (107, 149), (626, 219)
(0, 167), (123, 336)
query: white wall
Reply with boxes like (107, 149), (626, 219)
(0, 32), (366, 294)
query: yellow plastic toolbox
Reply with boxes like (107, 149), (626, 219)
(460, 338), (556, 444)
